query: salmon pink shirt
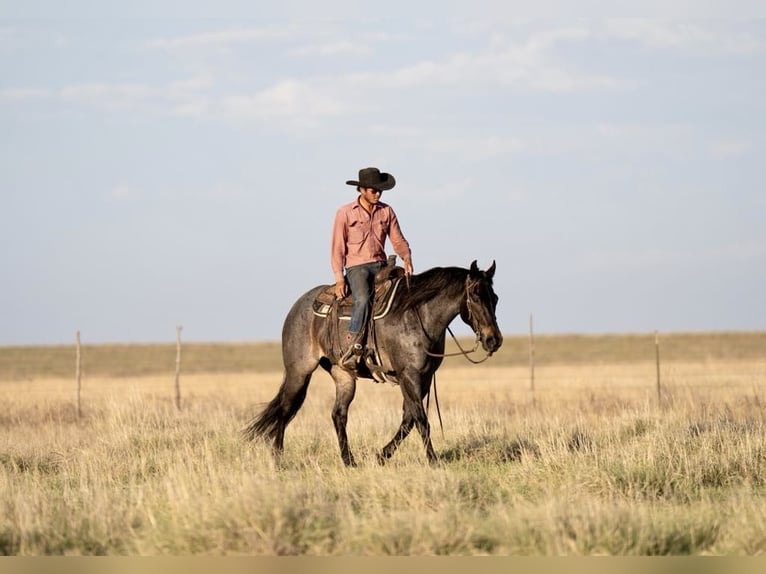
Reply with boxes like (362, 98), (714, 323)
(331, 199), (412, 283)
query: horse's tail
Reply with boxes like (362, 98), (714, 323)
(242, 374), (309, 442)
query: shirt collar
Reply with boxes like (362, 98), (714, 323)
(353, 198), (382, 212)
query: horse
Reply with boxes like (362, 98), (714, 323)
(243, 260), (503, 466)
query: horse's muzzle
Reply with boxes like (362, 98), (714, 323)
(482, 332), (503, 356)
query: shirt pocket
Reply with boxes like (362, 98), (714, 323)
(347, 219), (369, 245)
(374, 219), (389, 239)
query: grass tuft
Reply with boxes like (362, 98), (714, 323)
(2, 335), (766, 554)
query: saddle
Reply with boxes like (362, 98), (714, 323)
(313, 260), (406, 384)
(312, 264), (406, 321)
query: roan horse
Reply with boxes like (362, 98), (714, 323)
(243, 260), (502, 466)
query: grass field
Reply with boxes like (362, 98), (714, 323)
(1, 332), (765, 555)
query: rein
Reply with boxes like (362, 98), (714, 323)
(425, 325), (491, 364)
(417, 278), (492, 364)
(413, 277), (493, 439)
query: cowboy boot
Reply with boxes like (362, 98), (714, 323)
(340, 332), (364, 370)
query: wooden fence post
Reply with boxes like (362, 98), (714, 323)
(75, 330), (82, 419)
(529, 313), (535, 394)
(655, 330), (661, 402)
(175, 325), (183, 410)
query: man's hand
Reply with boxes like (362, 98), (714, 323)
(335, 280), (348, 299)
(404, 259), (414, 276)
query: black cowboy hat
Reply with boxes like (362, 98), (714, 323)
(346, 167), (396, 191)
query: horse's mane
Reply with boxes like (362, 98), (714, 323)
(391, 266), (469, 314)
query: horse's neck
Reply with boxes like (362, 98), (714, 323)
(417, 287), (463, 336)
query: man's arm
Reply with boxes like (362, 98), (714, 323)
(388, 209), (413, 275)
(330, 208), (349, 297)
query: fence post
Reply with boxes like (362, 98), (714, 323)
(655, 330), (661, 402)
(175, 325), (183, 410)
(75, 330), (82, 419)
(529, 313), (535, 394)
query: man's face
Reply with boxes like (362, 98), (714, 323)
(360, 187), (383, 205)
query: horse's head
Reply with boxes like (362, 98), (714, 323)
(460, 260), (503, 355)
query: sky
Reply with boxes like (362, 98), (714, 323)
(1, 2), (765, 345)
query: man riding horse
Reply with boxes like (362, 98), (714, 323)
(243, 167), (502, 466)
(330, 167), (414, 370)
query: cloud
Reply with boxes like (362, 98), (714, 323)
(2, 74), (350, 128)
(60, 82), (153, 108)
(606, 19), (711, 49)
(344, 23), (621, 93)
(581, 241), (766, 274)
(4, 20), (629, 129)
(589, 122), (699, 161)
(523, 65), (621, 93)
(708, 242), (766, 262)
(288, 39), (371, 58)
(0, 87), (50, 101)
(406, 175), (476, 202)
(146, 27), (295, 51)
(708, 139), (751, 159)
(0, 25), (18, 47)
(368, 125), (423, 138)
(146, 21), (627, 128)
(107, 184), (141, 202)
(5, 19), (753, 137)
(424, 135), (527, 161)
(219, 79), (353, 128)
(605, 19), (765, 54)
(49, 77), (212, 116)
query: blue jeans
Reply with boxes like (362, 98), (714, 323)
(345, 261), (384, 334)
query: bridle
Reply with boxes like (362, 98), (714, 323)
(418, 277), (494, 365)
(413, 275), (497, 437)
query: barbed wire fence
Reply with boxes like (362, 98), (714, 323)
(1, 325), (764, 417)
(72, 326), (187, 418)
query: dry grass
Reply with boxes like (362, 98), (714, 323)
(1, 355), (766, 555)
(3, 331), (764, 381)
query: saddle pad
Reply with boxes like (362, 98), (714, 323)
(313, 276), (404, 321)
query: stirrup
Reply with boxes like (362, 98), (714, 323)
(340, 343), (363, 370)
(364, 353), (391, 384)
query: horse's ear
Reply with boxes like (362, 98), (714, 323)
(470, 260), (479, 275)
(486, 260), (496, 278)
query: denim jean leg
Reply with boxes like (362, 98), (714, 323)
(345, 262), (382, 334)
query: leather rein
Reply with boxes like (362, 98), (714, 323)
(417, 278), (493, 365)
(413, 277), (495, 438)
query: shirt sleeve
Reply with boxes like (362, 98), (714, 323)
(387, 208), (412, 264)
(330, 207), (348, 283)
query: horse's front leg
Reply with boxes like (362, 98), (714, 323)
(380, 372), (437, 464)
(412, 400), (437, 464)
(378, 410), (414, 464)
(330, 366), (358, 467)
(407, 373), (438, 463)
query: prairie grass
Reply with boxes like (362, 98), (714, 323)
(1, 338), (766, 555)
(3, 331), (765, 381)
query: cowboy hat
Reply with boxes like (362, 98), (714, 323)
(346, 167), (396, 191)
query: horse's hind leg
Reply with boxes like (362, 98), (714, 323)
(272, 373), (311, 454)
(243, 367), (314, 461)
(329, 366), (358, 467)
